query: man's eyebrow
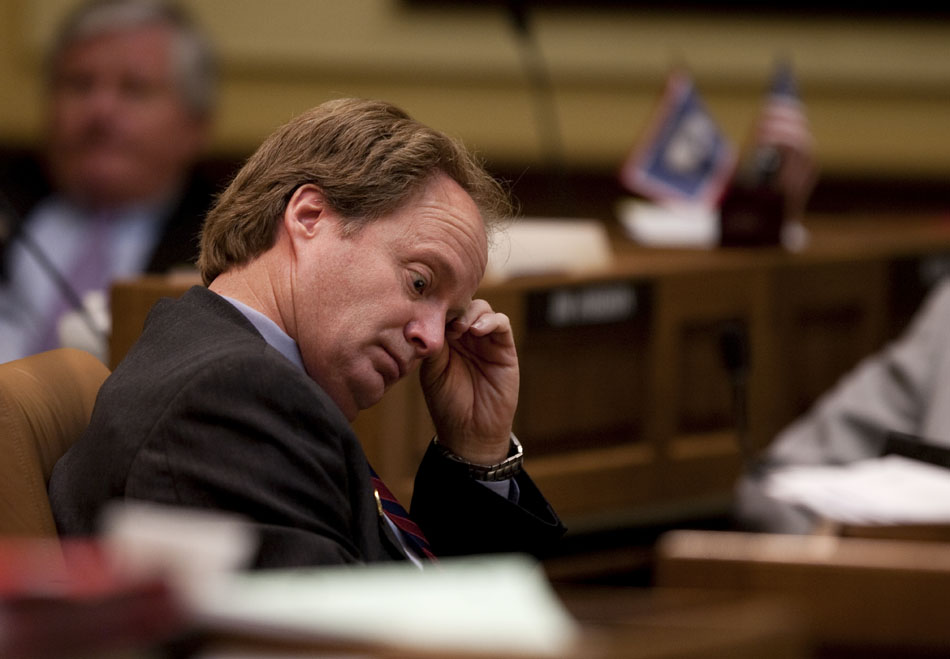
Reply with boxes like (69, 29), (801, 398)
(411, 247), (463, 289)
(413, 245), (453, 273)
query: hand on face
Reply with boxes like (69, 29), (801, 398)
(419, 299), (518, 465)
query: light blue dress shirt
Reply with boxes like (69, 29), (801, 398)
(0, 195), (166, 363)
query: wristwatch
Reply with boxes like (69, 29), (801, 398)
(433, 434), (524, 481)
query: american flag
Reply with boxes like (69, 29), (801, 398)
(753, 60), (817, 217)
(619, 70), (736, 208)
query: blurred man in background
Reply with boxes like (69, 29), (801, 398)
(735, 277), (950, 533)
(0, 0), (217, 364)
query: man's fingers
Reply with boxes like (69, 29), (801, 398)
(447, 299), (512, 338)
(451, 299), (492, 331)
(468, 311), (511, 336)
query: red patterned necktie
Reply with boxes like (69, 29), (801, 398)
(368, 465), (437, 561)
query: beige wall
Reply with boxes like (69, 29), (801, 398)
(3, 0), (950, 179)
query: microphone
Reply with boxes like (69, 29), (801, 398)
(506, 0), (529, 36)
(0, 192), (108, 348)
(719, 319), (752, 462)
(504, 0), (573, 214)
(0, 193), (12, 283)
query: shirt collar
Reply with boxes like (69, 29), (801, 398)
(219, 294), (305, 371)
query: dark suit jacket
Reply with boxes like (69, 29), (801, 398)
(49, 286), (566, 567)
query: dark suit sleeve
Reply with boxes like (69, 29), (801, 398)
(124, 350), (379, 568)
(410, 442), (566, 558)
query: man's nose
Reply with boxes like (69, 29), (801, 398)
(405, 311), (445, 359)
(78, 82), (122, 119)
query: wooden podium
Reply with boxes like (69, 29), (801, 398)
(109, 213), (950, 532)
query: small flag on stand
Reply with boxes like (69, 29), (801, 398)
(619, 70), (736, 208)
(718, 58), (817, 248)
(750, 58), (817, 220)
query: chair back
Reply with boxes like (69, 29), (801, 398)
(0, 348), (110, 536)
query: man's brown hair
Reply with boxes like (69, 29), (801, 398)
(198, 98), (510, 285)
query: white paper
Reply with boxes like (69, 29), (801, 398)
(484, 217), (612, 282)
(616, 197), (719, 248)
(193, 553), (580, 657)
(763, 455), (950, 525)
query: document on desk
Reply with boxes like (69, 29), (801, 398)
(192, 553), (580, 657)
(484, 217), (613, 282)
(763, 454), (950, 525)
(616, 198), (719, 248)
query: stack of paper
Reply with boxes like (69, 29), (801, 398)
(484, 217), (613, 283)
(616, 198), (719, 248)
(763, 455), (950, 526)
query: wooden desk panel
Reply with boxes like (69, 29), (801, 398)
(518, 322), (650, 456)
(769, 260), (890, 430)
(108, 215), (950, 529)
(655, 529), (950, 655)
(648, 269), (768, 505)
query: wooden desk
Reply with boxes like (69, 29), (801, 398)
(110, 213), (950, 532)
(655, 529), (950, 656)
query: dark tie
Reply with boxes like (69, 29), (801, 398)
(368, 465), (437, 561)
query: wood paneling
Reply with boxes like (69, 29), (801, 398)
(4, 1), (950, 177)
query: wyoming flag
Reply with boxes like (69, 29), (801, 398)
(619, 70), (736, 207)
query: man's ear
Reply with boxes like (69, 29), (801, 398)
(283, 183), (327, 237)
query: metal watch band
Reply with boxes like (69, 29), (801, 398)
(433, 434), (524, 482)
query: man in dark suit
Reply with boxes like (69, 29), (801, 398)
(0, 0), (218, 364)
(49, 98), (567, 567)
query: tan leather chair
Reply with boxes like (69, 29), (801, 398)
(0, 348), (110, 536)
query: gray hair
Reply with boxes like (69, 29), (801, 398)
(46, 0), (217, 118)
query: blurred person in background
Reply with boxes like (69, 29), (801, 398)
(735, 277), (950, 533)
(0, 0), (217, 364)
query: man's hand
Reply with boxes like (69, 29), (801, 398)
(419, 299), (518, 465)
